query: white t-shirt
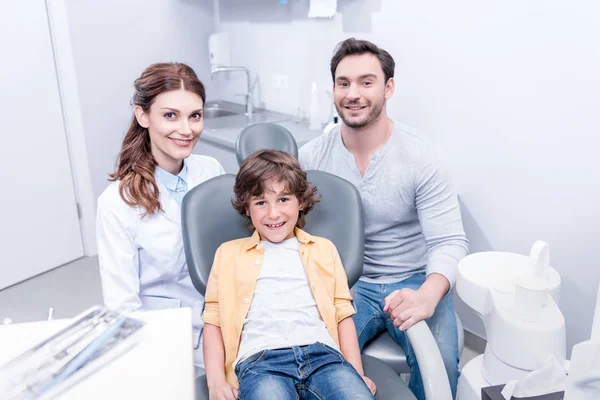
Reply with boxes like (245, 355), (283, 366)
(234, 237), (339, 367)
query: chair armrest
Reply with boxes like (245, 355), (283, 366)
(405, 320), (452, 400)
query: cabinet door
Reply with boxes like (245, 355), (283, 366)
(0, 0), (84, 289)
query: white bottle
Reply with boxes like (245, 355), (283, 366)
(308, 82), (321, 131)
(323, 114), (339, 136)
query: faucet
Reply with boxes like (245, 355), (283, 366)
(211, 66), (254, 116)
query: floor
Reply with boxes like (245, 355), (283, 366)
(0, 256), (103, 324)
(0, 257), (484, 368)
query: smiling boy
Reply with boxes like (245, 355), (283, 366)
(202, 150), (376, 400)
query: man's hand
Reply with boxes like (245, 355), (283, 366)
(383, 273), (450, 331)
(209, 381), (238, 400)
(362, 375), (377, 396)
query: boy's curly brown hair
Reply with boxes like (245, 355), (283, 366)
(232, 149), (320, 229)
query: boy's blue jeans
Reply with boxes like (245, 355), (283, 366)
(235, 342), (374, 400)
(353, 273), (459, 400)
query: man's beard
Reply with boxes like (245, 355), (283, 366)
(335, 98), (385, 129)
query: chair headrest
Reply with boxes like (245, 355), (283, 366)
(235, 123), (298, 166)
(181, 170), (365, 295)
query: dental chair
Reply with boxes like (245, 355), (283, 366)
(235, 123), (464, 377)
(182, 173), (420, 399)
(182, 123), (454, 399)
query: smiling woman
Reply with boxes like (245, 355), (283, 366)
(95, 63), (225, 377)
(111, 63), (210, 215)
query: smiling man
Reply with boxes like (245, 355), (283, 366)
(299, 38), (469, 400)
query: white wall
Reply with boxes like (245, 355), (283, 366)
(218, 0), (600, 354)
(63, 0), (216, 208)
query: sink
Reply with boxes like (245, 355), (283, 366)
(203, 101), (245, 120)
(204, 108), (238, 119)
(203, 101), (289, 130)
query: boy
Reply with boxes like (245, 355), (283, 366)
(203, 150), (376, 400)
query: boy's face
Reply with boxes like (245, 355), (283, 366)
(246, 179), (301, 243)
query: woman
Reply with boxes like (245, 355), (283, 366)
(96, 63), (224, 375)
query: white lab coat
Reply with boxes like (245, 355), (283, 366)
(96, 154), (225, 370)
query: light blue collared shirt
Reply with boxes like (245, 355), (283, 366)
(154, 160), (188, 206)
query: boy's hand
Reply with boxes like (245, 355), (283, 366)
(361, 375), (377, 396)
(209, 381), (238, 400)
(362, 375), (377, 395)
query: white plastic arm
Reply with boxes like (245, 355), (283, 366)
(405, 320), (453, 400)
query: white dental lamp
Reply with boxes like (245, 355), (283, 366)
(456, 241), (565, 399)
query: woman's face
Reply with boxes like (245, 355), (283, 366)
(135, 89), (204, 174)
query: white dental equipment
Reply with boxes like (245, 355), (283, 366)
(456, 241), (565, 399)
(563, 283), (600, 399)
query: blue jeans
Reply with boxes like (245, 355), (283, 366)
(353, 273), (459, 400)
(235, 342), (374, 400)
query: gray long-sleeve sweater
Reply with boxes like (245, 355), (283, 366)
(299, 124), (469, 287)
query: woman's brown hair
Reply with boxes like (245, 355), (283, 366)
(232, 149), (320, 229)
(109, 63), (206, 217)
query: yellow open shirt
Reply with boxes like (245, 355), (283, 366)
(202, 227), (356, 388)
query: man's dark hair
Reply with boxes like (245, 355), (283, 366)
(330, 38), (395, 83)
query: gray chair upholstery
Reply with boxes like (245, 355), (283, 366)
(364, 331), (411, 373)
(303, 170), (363, 286)
(181, 171), (411, 399)
(363, 356), (416, 399)
(182, 174), (247, 295)
(235, 123), (298, 166)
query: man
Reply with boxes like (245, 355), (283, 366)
(299, 38), (469, 399)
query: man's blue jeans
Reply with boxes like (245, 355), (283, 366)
(353, 273), (459, 400)
(235, 342), (374, 400)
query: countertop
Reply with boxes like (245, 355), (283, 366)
(200, 112), (325, 150)
(0, 308), (195, 400)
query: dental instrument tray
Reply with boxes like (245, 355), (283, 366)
(0, 306), (145, 400)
